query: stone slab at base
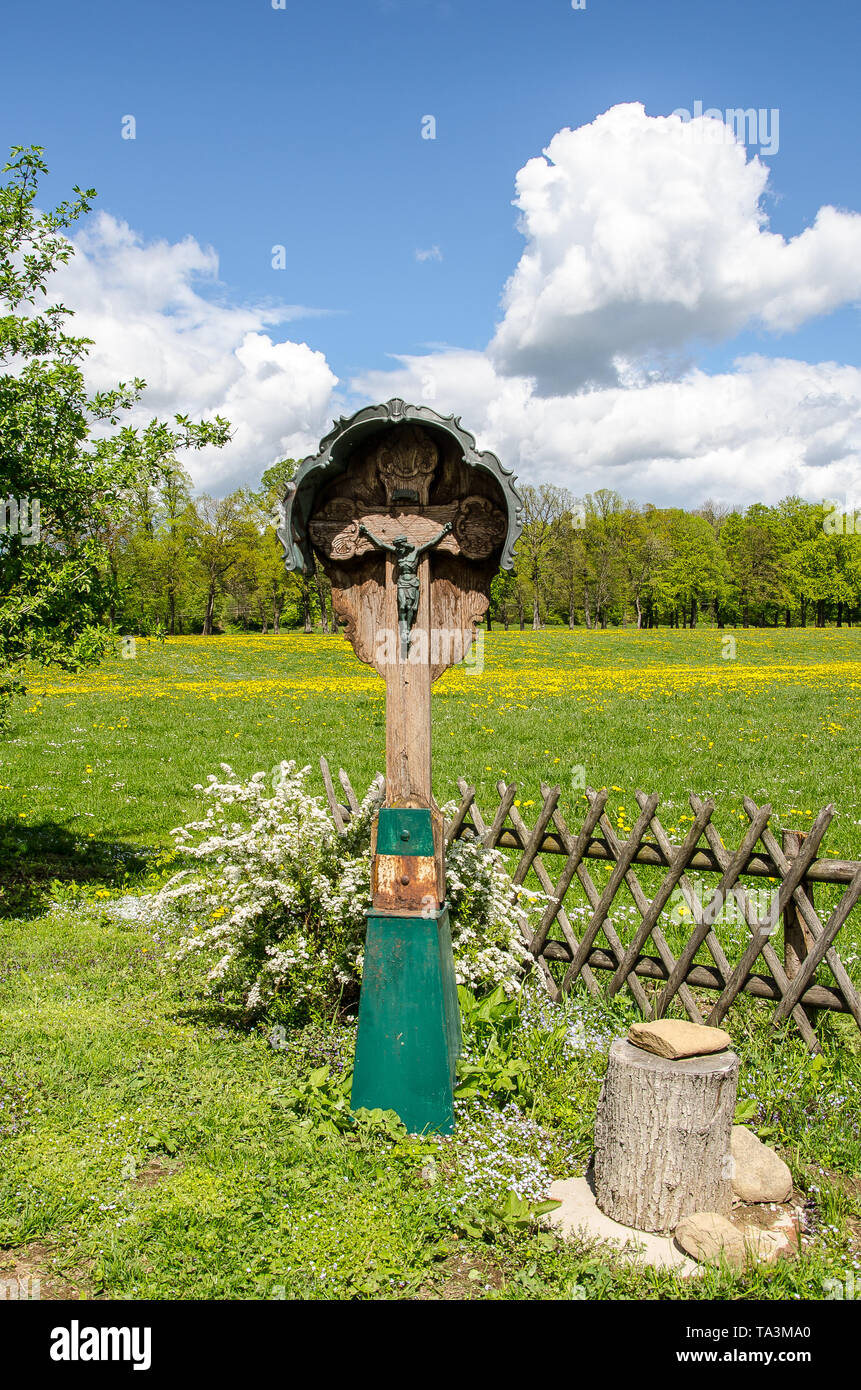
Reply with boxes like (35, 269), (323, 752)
(546, 1177), (701, 1275)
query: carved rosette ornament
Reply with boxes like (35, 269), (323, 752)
(453, 495), (508, 560)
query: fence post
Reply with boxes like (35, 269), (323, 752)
(782, 828), (817, 1026)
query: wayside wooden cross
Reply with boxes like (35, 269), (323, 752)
(278, 399), (522, 1131)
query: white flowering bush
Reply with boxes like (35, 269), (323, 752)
(154, 761), (541, 1021)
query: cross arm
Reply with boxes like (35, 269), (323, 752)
(358, 521), (397, 554)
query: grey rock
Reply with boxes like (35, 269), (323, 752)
(730, 1126), (793, 1203)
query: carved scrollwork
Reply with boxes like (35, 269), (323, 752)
(453, 495), (508, 560)
(308, 498), (363, 559)
(372, 424), (438, 506)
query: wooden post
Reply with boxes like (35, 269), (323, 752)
(594, 1039), (739, 1233)
(383, 551), (433, 807)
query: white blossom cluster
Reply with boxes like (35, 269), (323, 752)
(444, 832), (542, 995)
(154, 766), (542, 1016)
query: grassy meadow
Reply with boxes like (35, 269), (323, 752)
(3, 624), (861, 859)
(1, 625), (861, 1301)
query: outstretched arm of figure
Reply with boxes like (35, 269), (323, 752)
(417, 521), (453, 556)
(358, 522), (396, 554)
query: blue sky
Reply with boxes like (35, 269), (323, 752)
(3, 0), (860, 504)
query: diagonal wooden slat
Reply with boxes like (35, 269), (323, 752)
(570, 858), (654, 1015)
(688, 797), (819, 1050)
(562, 792), (660, 992)
(484, 783), (519, 849)
(536, 786), (605, 995)
(753, 807), (861, 1031)
(594, 804), (703, 1022)
(499, 793), (568, 1002)
(528, 789), (647, 1008)
(639, 792), (734, 991)
(445, 784), (476, 846)
(509, 784), (561, 887)
(706, 803), (834, 1029)
(319, 756), (347, 833)
(530, 789), (610, 956)
(458, 777), (489, 841)
(604, 798), (716, 1015)
(338, 767), (360, 815)
(771, 866), (861, 1026)
(654, 800), (774, 1019)
(460, 783), (562, 1000)
(509, 792), (599, 997)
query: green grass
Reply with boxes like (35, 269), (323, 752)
(1, 627), (861, 1300)
(3, 625), (861, 850)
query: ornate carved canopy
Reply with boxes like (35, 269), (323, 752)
(278, 399), (523, 578)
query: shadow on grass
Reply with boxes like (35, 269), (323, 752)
(173, 1000), (253, 1033)
(0, 818), (150, 919)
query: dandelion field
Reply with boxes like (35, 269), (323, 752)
(1, 627), (861, 1302)
(3, 624), (861, 856)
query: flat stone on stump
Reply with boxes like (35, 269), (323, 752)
(731, 1125), (793, 1203)
(627, 1020), (733, 1059)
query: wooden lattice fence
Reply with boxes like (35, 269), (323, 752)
(319, 759), (861, 1052)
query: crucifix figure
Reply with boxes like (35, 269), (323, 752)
(358, 520), (453, 657)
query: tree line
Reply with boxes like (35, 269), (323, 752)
(110, 470), (861, 636)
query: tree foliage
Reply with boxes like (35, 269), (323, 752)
(0, 145), (230, 717)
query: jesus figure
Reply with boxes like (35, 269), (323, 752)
(358, 520), (453, 657)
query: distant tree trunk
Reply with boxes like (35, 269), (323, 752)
(816, 599), (825, 628)
(203, 585), (216, 636)
(635, 595), (643, 629)
(532, 591), (541, 630)
(714, 596), (723, 629)
(785, 607), (791, 627)
(502, 604), (510, 631)
(800, 599), (807, 628)
(836, 602), (843, 628)
(302, 579), (312, 633)
(742, 603), (749, 628)
(517, 590), (525, 631)
(583, 584), (592, 630)
(273, 599), (282, 634)
(316, 575), (329, 633)
(690, 597), (698, 628)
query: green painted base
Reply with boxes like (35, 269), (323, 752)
(351, 905), (461, 1134)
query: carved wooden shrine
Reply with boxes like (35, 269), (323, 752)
(279, 399), (522, 1131)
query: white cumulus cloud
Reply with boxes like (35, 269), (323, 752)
(489, 103), (861, 394)
(45, 105), (861, 508)
(52, 212), (340, 492)
(352, 351), (861, 508)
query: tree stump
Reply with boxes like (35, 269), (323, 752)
(593, 1038), (739, 1233)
